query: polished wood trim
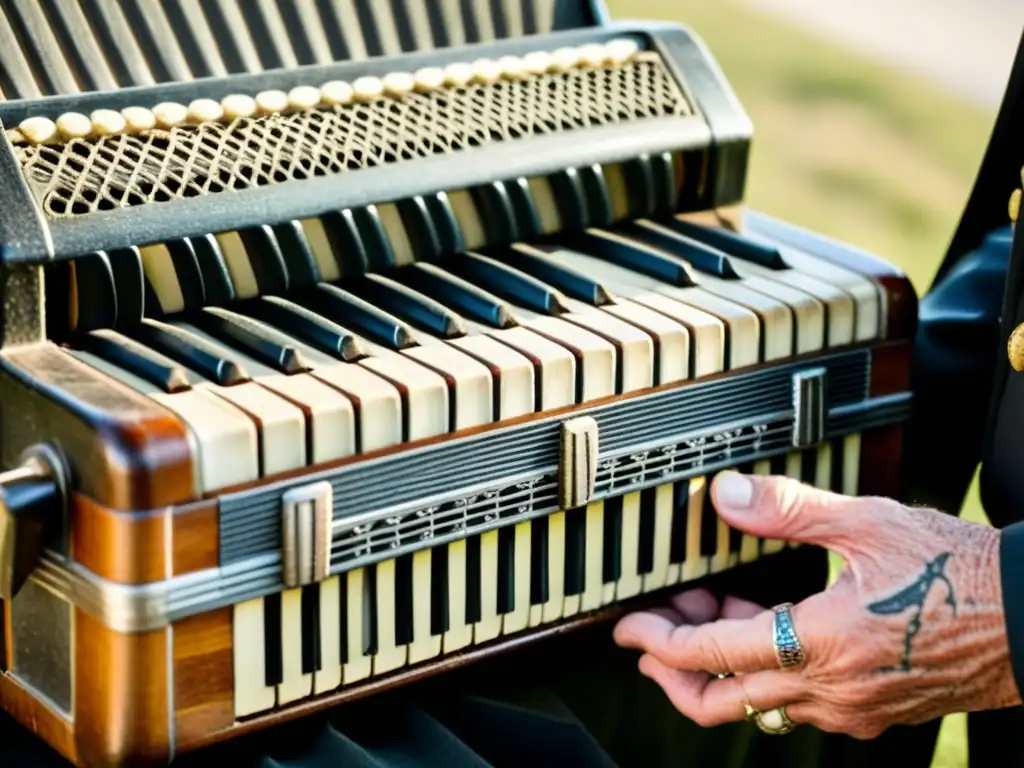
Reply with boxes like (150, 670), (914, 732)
(0, 673), (78, 765)
(209, 340), (892, 499)
(74, 609), (171, 768)
(70, 497), (218, 585)
(869, 340), (912, 397)
(2, 600), (11, 671)
(0, 343), (195, 510)
(173, 608), (234, 746)
(173, 500), (219, 576)
(72, 495), (166, 584)
(878, 274), (919, 341)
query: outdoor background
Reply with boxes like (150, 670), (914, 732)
(604, 1), (1024, 766)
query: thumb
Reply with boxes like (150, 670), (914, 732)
(710, 470), (881, 553)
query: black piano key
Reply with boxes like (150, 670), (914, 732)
(650, 152), (680, 217)
(394, 553), (415, 646)
(351, 206), (399, 272)
(199, 0), (255, 74)
(444, 252), (570, 316)
(801, 448), (817, 485)
(499, 245), (614, 306)
(430, 545), (450, 636)
(309, 0), (353, 60)
(396, 264), (516, 329)
(423, 0), (451, 47)
(117, 0), (190, 82)
(529, 515), (549, 606)
(301, 583), (321, 675)
(471, 183), (518, 244)
(321, 210), (370, 276)
(701, 477), (719, 557)
(637, 487), (657, 576)
(79, 331), (192, 393)
(240, 0), (297, 70)
(620, 158), (656, 219)
(496, 526), (516, 615)
(363, 565), (378, 656)
(77, 0), (155, 88)
(559, 230), (697, 287)
(165, 238), (208, 310)
(347, 275), (467, 339)
(576, 165), (614, 228)
(162, 0), (227, 78)
(275, 0), (322, 66)
(521, 0), (538, 33)
(264, 592), (284, 687)
(239, 226), (291, 295)
(244, 296), (365, 361)
(548, 169), (588, 231)
(830, 439), (845, 494)
(338, 573), (349, 664)
(458, 0), (481, 41)
(602, 496), (624, 584)
(272, 220), (322, 288)
(304, 284), (416, 350)
(190, 234), (237, 306)
(465, 534), (483, 624)
(669, 480), (689, 565)
(397, 197), (443, 262)
(71, 252), (118, 332)
(107, 247), (146, 328)
(661, 218), (790, 270)
(626, 221), (742, 279)
(389, 0), (418, 51)
(191, 307), (312, 374)
(129, 320), (249, 386)
(353, 0), (385, 56)
(504, 178), (542, 241)
(563, 506), (587, 597)
(425, 192), (466, 255)
(42, 0), (118, 92)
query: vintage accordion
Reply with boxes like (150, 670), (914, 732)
(0, 1), (915, 766)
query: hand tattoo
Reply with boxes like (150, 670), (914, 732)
(866, 552), (956, 672)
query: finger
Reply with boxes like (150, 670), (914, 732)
(710, 471), (892, 554)
(720, 595), (764, 620)
(638, 655), (809, 727)
(669, 588), (721, 624)
(614, 605), (779, 673)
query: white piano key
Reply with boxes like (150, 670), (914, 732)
(518, 315), (615, 402)
(64, 348), (258, 492)
(681, 477), (709, 582)
(404, 335), (493, 430)
(372, 559), (407, 674)
(438, 0), (467, 46)
(488, 326), (576, 410)
(601, 300), (691, 385)
(535, 512), (566, 625)
(560, 300), (654, 393)
(580, 501), (606, 612)
(408, 549), (442, 664)
(448, 190), (488, 250)
(233, 598), (277, 717)
(540, 248), (730, 374)
(444, 539), (474, 652)
(641, 484), (674, 593)
(815, 443), (833, 489)
(474, 529), (503, 642)
(843, 434), (861, 496)
(359, 344), (449, 441)
(377, 203), (418, 267)
(615, 492), (644, 600)
(731, 273), (826, 354)
(450, 334), (535, 419)
(756, 459), (786, 555)
(277, 588), (312, 704)
(216, 231), (262, 299)
(314, 576), (343, 694)
(366, 0), (403, 55)
(526, 176), (563, 235)
(344, 568), (373, 682)
(711, 507), (738, 573)
(140, 244), (187, 314)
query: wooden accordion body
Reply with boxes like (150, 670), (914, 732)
(0, 1), (916, 766)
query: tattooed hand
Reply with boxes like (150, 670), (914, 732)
(612, 471), (1021, 739)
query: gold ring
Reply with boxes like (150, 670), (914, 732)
(743, 703), (759, 721)
(754, 706), (796, 735)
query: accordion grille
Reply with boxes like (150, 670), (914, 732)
(15, 55), (689, 219)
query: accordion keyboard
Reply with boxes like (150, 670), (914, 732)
(46, 159), (878, 717)
(0, 0), (584, 99)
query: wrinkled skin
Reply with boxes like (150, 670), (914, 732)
(612, 471), (1021, 739)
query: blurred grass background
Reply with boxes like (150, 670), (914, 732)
(605, 0), (1005, 765)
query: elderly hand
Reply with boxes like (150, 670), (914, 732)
(612, 471), (1021, 739)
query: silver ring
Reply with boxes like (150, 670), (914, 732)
(754, 706), (796, 735)
(771, 603), (805, 669)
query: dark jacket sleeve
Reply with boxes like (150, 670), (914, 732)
(1001, 522), (1024, 696)
(902, 226), (1013, 514)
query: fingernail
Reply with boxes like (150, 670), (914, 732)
(715, 472), (753, 509)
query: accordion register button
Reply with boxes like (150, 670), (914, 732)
(0, 444), (67, 600)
